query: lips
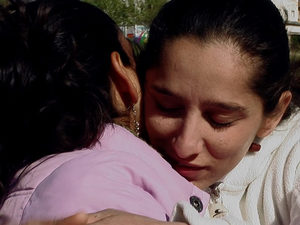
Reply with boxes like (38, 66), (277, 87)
(172, 162), (208, 179)
(159, 150), (208, 178)
(173, 163), (206, 172)
(164, 153), (205, 170)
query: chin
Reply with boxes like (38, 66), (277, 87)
(190, 180), (209, 190)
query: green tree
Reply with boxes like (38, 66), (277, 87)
(84, 0), (137, 26)
(83, 0), (168, 27)
(136, 0), (167, 26)
(0, 0), (167, 28)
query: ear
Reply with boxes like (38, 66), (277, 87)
(257, 91), (292, 138)
(110, 51), (140, 109)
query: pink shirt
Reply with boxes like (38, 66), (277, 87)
(0, 124), (209, 225)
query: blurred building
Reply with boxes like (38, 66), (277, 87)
(272, 0), (300, 35)
(122, 0), (300, 37)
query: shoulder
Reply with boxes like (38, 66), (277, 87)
(19, 129), (166, 220)
(264, 111), (300, 199)
(289, 161), (300, 223)
(262, 110), (300, 154)
(21, 125), (209, 222)
(277, 110), (300, 138)
(20, 149), (148, 221)
(0, 150), (86, 225)
(265, 111), (300, 174)
(100, 124), (164, 159)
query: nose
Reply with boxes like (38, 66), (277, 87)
(171, 113), (204, 160)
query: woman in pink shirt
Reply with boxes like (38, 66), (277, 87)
(0, 0), (209, 224)
(46, 0), (300, 224)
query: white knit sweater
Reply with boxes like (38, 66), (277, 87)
(172, 110), (300, 225)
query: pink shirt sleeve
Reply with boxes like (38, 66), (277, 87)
(20, 125), (209, 223)
(21, 149), (208, 223)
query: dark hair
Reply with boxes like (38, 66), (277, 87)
(0, 0), (130, 195)
(139, 0), (299, 118)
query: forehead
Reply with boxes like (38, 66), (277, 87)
(157, 37), (257, 82)
(146, 37), (261, 103)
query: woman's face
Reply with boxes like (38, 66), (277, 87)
(144, 37), (268, 189)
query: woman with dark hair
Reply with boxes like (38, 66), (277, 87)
(0, 0), (209, 224)
(140, 0), (300, 223)
(70, 0), (300, 224)
(0, 0), (131, 190)
(3, 0), (300, 224)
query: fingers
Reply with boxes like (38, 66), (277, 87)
(57, 213), (88, 225)
(24, 213), (88, 225)
(86, 209), (165, 225)
(87, 209), (122, 224)
(24, 210), (188, 225)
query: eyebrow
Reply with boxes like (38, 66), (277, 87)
(151, 85), (177, 97)
(204, 101), (247, 113)
(151, 85), (247, 113)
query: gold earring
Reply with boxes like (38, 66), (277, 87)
(132, 105), (140, 137)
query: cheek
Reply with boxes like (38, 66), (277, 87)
(208, 129), (254, 160)
(144, 100), (164, 144)
(145, 114), (177, 142)
(145, 116), (170, 154)
(144, 102), (180, 148)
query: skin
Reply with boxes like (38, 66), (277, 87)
(25, 210), (184, 225)
(110, 32), (142, 130)
(24, 213), (88, 225)
(144, 37), (271, 190)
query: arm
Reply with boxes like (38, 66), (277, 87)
(21, 151), (169, 223)
(88, 209), (187, 225)
(24, 210), (187, 225)
(25, 213), (88, 225)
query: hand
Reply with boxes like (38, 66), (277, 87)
(25, 213), (88, 225)
(87, 209), (187, 225)
(24, 209), (188, 225)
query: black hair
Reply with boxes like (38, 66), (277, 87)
(139, 0), (299, 118)
(0, 0), (130, 197)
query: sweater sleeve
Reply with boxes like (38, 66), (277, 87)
(290, 161), (300, 225)
(20, 150), (169, 224)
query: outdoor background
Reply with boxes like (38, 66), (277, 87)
(0, 0), (168, 40)
(0, 0), (300, 68)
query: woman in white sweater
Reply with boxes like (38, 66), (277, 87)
(85, 0), (300, 224)
(21, 0), (300, 224)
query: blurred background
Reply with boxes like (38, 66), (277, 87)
(0, 0), (299, 71)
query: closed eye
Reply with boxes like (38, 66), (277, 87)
(204, 113), (239, 130)
(155, 101), (184, 117)
(209, 119), (234, 130)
